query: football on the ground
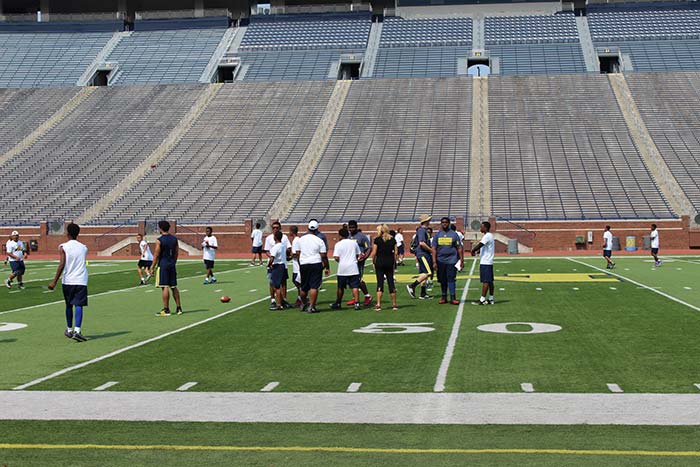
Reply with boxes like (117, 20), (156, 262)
(220, 296), (231, 303)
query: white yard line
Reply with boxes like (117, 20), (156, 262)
(346, 382), (362, 393)
(13, 296), (270, 390)
(521, 383), (535, 393)
(607, 383), (624, 393)
(0, 266), (254, 317)
(3, 391), (700, 425)
(434, 258), (478, 393)
(567, 258), (700, 313)
(93, 381), (119, 391)
(260, 382), (279, 392)
(176, 382), (198, 392)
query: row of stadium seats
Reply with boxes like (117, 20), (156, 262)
(379, 17), (472, 48)
(484, 13), (579, 45)
(588, 6), (700, 41)
(238, 49), (364, 81)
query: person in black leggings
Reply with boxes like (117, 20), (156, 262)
(371, 224), (398, 311)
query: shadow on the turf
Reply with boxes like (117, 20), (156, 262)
(87, 331), (130, 340)
(180, 308), (209, 314)
(0, 338), (17, 344)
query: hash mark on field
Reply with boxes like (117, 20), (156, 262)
(685, 287), (693, 290)
(176, 382), (198, 392)
(572, 287), (579, 291)
(499, 288), (505, 291)
(694, 384), (700, 391)
(346, 382), (362, 393)
(215, 289), (222, 292)
(181, 289), (188, 293)
(320, 289), (326, 292)
(249, 289), (257, 293)
(42, 290), (53, 294)
(607, 383), (624, 393)
(145, 289), (154, 293)
(9, 291), (21, 294)
(260, 382), (279, 392)
(521, 383), (535, 393)
(625, 268), (630, 271)
(609, 287), (617, 290)
(536, 288), (542, 291)
(93, 381), (119, 391)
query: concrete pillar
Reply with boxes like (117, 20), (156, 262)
(194, 0), (204, 17)
(39, 0), (49, 21)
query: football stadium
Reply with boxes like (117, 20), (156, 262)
(2, 0), (700, 465)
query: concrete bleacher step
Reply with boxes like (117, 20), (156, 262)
(468, 76), (490, 223)
(608, 73), (694, 216)
(76, 83), (223, 224)
(0, 87), (96, 169)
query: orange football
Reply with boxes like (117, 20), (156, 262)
(220, 296), (231, 303)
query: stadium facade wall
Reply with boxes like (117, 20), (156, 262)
(2, 217), (696, 258)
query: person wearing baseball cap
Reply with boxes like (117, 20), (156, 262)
(308, 219), (328, 249)
(293, 220), (330, 313)
(6, 230), (29, 290)
(407, 214), (433, 299)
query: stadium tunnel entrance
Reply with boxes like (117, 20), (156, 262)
(597, 48), (622, 74)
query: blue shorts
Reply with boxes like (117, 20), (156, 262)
(337, 275), (360, 290)
(62, 284), (88, 306)
(269, 264), (285, 288)
(651, 248), (659, 255)
(300, 263), (323, 292)
(603, 250), (612, 258)
(437, 262), (457, 284)
(398, 245), (405, 255)
(417, 255), (432, 275)
(156, 264), (177, 288)
(479, 264), (494, 283)
(137, 260), (152, 269)
(10, 261), (25, 276)
(204, 259), (215, 270)
(252, 246), (262, 254)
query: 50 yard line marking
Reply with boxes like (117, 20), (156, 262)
(434, 258), (478, 392)
(567, 258), (700, 313)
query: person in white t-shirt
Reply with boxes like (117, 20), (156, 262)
(202, 227), (218, 284)
(5, 230), (28, 290)
(267, 231), (288, 311)
(650, 223), (661, 267)
(136, 234), (153, 286)
(264, 221), (291, 310)
(330, 228), (362, 311)
(470, 221), (495, 306)
(48, 223), (89, 342)
(250, 223), (264, 266)
(394, 228), (405, 266)
(602, 225), (615, 269)
(293, 220), (330, 313)
(288, 225), (302, 305)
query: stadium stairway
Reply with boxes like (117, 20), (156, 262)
(97, 234), (199, 256)
(199, 27), (239, 83)
(0, 87), (95, 168)
(575, 15), (599, 73)
(269, 79), (352, 222)
(608, 73), (694, 216)
(76, 83), (223, 224)
(360, 21), (382, 78)
(468, 76), (490, 223)
(76, 31), (127, 87)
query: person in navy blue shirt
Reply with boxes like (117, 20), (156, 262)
(432, 217), (463, 304)
(348, 220), (373, 307)
(407, 214), (433, 299)
(150, 220), (182, 317)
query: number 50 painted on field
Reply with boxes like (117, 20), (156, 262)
(353, 323), (435, 334)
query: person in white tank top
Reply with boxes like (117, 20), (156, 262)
(49, 223), (89, 342)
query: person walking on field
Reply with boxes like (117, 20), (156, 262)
(407, 214), (433, 300)
(371, 224), (398, 311)
(433, 217), (463, 305)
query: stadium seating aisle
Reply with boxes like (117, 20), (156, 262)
(92, 81), (335, 225)
(0, 85), (204, 225)
(489, 74), (675, 220)
(287, 77), (472, 223)
(626, 72), (700, 214)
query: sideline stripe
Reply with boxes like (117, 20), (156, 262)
(521, 383), (534, 393)
(567, 258), (700, 313)
(608, 384), (624, 393)
(93, 381), (119, 391)
(694, 384), (700, 391)
(434, 258), (478, 392)
(346, 382), (362, 393)
(1, 443), (700, 457)
(260, 382), (279, 392)
(176, 382), (198, 392)
(0, 265), (252, 317)
(13, 295), (270, 390)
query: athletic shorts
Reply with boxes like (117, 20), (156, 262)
(204, 259), (215, 270)
(138, 260), (152, 269)
(62, 284), (88, 307)
(300, 263), (323, 292)
(437, 262), (457, 285)
(651, 248), (659, 255)
(269, 264), (285, 288)
(9, 261), (25, 275)
(603, 250), (612, 258)
(479, 264), (494, 284)
(397, 245), (405, 255)
(337, 274), (360, 290)
(156, 264), (177, 288)
(416, 255), (432, 275)
(252, 246), (262, 254)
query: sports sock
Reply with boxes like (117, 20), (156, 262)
(74, 326), (81, 334)
(480, 296), (486, 302)
(410, 280), (419, 289)
(420, 286), (427, 296)
(65, 306), (73, 328)
(489, 295), (494, 301)
(75, 306), (84, 328)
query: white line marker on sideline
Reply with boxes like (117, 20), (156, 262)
(249, 289), (257, 293)
(145, 290), (154, 293)
(685, 287), (693, 290)
(521, 383), (535, 393)
(573, 287), (579, 291)
(347, 382), (362, 392)
(13, 296), (271, 390)
(261, 382), (279, 392)
(93, 381), (119, 391)
(215, 289), (222, 293)
(567, 258), (700, 313)
(176, 382), (198, 392)
(609, 287), (617, 290)
(607, 383), (624, 393)
(536, 288), (542, 291)
(434, 258), (478, 393)
(694, 383), (700, 391)
(181, 289), (189, 293)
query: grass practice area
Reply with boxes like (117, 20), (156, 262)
(2, 255), (700, 465)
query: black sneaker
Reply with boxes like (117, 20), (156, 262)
(275, 306), (285, 311)
(488, 299), (495, 305)
(17, 283), (24, 290)
(175, 307), (183, 315)
(64, 329), (73, 339)
(610, 262), (616, 269)
(156, 309), (171, 317)
(72, 332), (87, 342)
(283, 301), (294, 309)
(354, 303), (362, 311)
(419, 294), (432, 300)
(406, 284), (416, 299)
(269, 302), (278, 310)
(307, 306), (319, 313)
(5, 279), (10, 289)
(471, 300), (488, 306)
(330, 302), (342, 310)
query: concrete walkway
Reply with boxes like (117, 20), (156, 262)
(3, 391), (700, 425)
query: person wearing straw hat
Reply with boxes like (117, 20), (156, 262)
(406, 214), (433, 300)
(6, 230), (28, 290)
